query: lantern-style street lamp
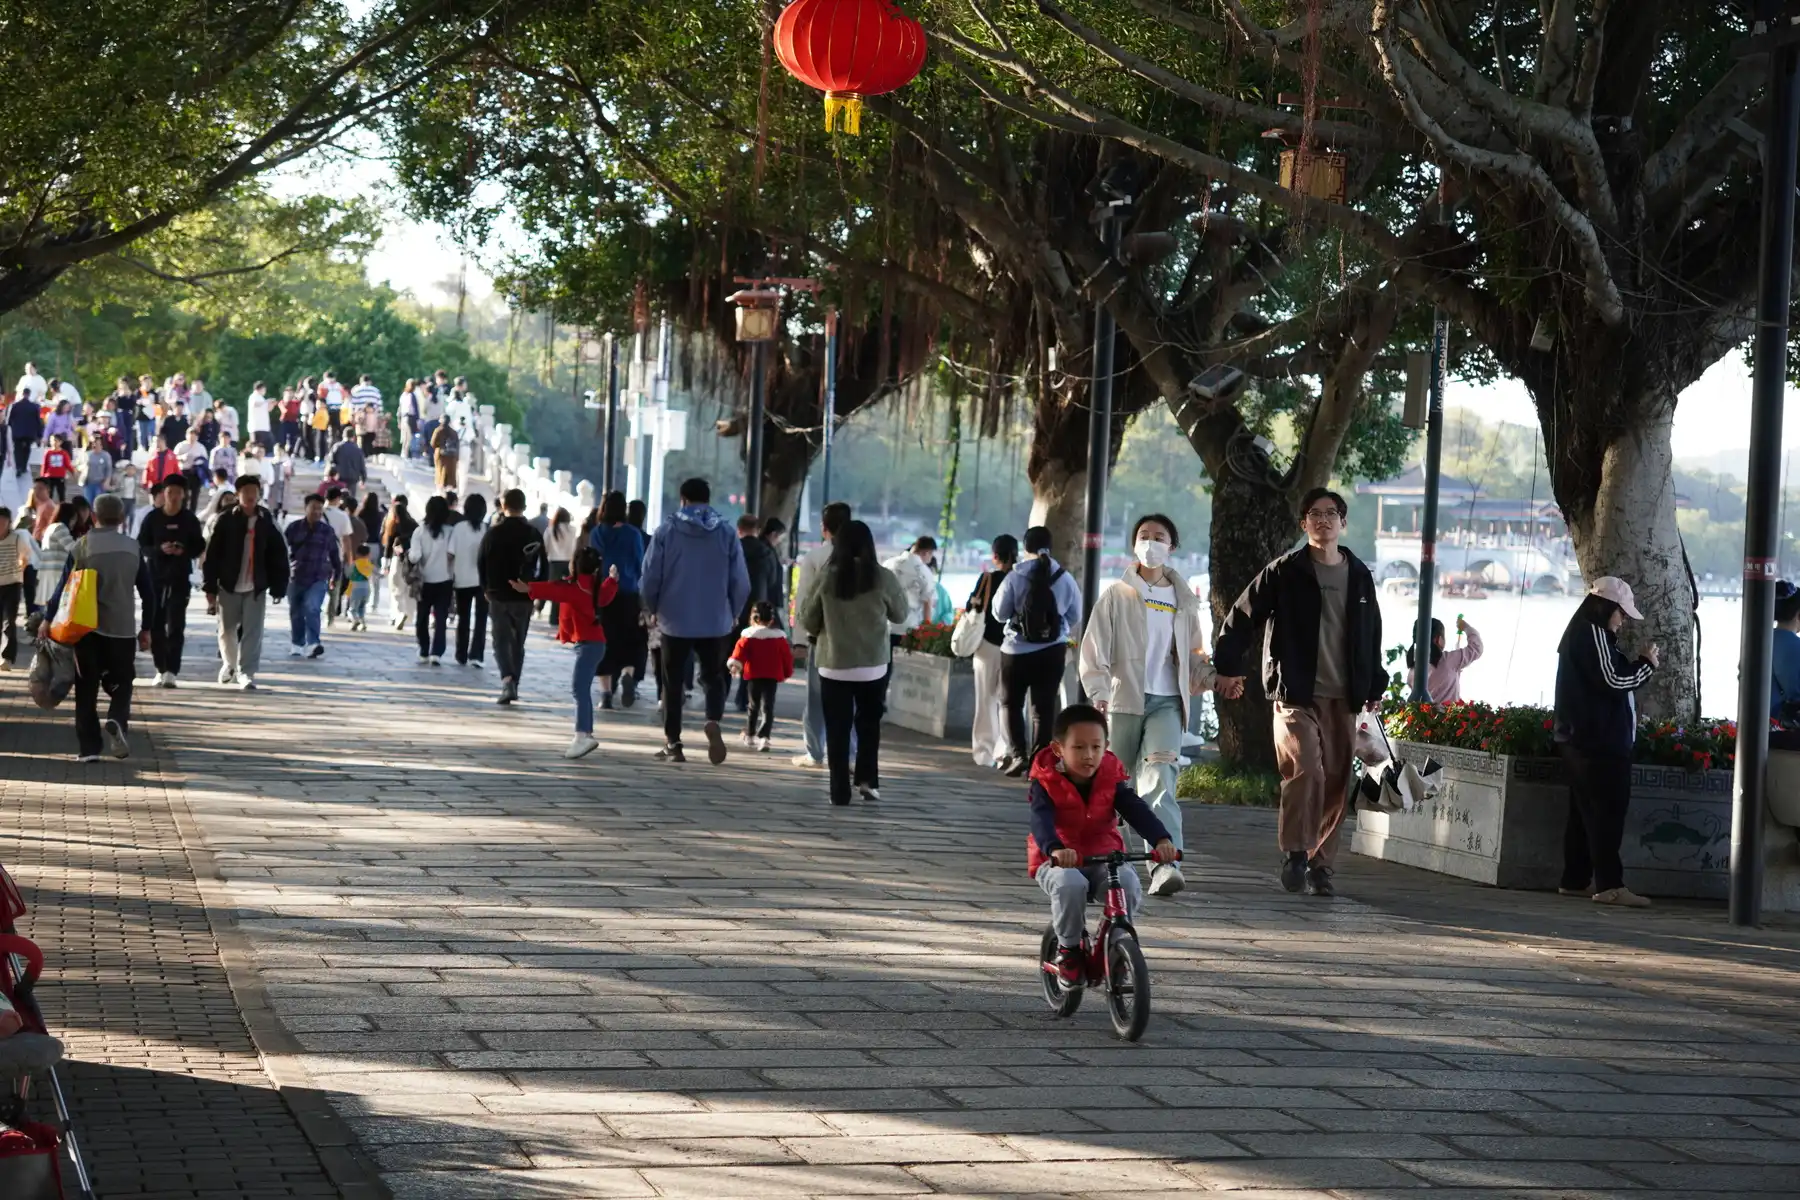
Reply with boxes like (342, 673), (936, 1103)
(729, 288), (782, 516)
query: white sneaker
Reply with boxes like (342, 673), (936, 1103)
(159, 673), (178, 689)
(756, 738), (771, 753)
(1593, 886), (1651, 908)
(73, 753), (102, 764)
(418, 654), (430, 663)
(739, 729), (755, 747)
(792, 754), (824, 768)
(218, 666), (236, 685)
(288, 645), (304, 657)
(1149, 861), (1187, 897)
(102, 719), (130, 760)
(429, 656), (442, 666)
(564, 734), (599, 760)
(857, 784), (881, 803)
(237, 675), (257, 691)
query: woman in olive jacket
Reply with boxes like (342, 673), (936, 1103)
(798, 520), (908, 806)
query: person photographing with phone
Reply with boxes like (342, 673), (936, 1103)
(1553, 577), (1658, 908)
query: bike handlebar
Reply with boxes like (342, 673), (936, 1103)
(1079, 850), (1182, 866)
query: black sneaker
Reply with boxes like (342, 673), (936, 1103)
(703, 720), (728, 765)
(1280, 851), (1308, 893)
(308, 644), (325, 659)
(600, 692), (614, 711)
(1305, 864), (1335, 897)
(620, 676), (637, 708)
(655, 744), (686, 763)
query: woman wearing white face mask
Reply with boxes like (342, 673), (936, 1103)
(1078, 514), (1219, 897)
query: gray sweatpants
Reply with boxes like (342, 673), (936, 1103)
(1037, 863), (1143, 948)
(217, 590), (267, 679)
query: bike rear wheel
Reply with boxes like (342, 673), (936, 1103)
(1105, 926), (1150, 1041)
(1038, 925), (1082, 1017)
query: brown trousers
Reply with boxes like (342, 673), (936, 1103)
(434, 452), (459, 492)
(1273, 697), (1355, 866)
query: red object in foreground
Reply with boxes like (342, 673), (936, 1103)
(774, 0), (926, 134)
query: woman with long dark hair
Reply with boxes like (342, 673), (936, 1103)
(382, 495), (418, 630)
(543, 507), (578, 626)
(590, 490), (648, 709)
(1554, 577), (1658, 908)
(967, 533), (1019, 769)
(450, 493), (489, 666)
(407, 495), (456, 664)
(797, 520), (908, 805)
(1405, 616), (1485, 703)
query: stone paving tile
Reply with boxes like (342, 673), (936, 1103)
(53, 555), (1800, 1198)
(0, 686), (350, 1197)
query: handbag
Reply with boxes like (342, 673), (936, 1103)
(949, 575), (992, 658)
(47, 569), (96, 646)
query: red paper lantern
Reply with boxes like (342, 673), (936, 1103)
(774, 0), (926, 135)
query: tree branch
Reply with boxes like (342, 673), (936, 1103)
(1396, 4), (1618, 228)
(1036, 0), (1393, 151)
(1371, 5), (1624, 324)
(1642, 56), (1766, 207)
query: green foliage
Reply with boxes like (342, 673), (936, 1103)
(0, 0), (508, 314)
(1177, 760), (1280, 808)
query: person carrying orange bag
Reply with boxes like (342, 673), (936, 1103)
(47, 567), (96, 645)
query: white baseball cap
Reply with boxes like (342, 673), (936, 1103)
(1588, 576), (1643, 621)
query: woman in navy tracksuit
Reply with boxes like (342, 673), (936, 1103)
(1553, 577), (1658, 909)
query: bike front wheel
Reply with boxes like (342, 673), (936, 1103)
(1105, 926), (1150, 1041)
(1038, 925), (1082, 1018)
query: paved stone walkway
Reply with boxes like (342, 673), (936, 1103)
(14, 577), (1800, 1197)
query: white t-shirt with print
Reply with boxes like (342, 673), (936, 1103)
(1143, 584), (1181, 697)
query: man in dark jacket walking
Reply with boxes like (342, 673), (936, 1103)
(6, 391), (44, 479)
(137, 475), (206, 687)
(1214, 487), (1384, 898)
(203, 475), (291, 690)
(478, 488), (545, 705)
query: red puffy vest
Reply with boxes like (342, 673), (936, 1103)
(1025, 748), (1127, 878)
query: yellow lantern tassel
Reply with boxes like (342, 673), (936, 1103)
(823, 92), (864, 135)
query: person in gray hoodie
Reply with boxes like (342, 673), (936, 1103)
(641, 478), (750, 764)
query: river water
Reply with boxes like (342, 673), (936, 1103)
(941, 572), (1750, 717)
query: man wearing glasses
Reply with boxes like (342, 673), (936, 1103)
(1213, 487), (1384, 898)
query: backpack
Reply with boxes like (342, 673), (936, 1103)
(1015, 556), (1066, 644)
(436, 424), (460, 455)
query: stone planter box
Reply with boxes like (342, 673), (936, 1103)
(885, 650), (974, 740)
(1351, 740), (1732, 898)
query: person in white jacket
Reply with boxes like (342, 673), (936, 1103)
(1078, 514), (1219, 897)
(882, 535), (938, 639)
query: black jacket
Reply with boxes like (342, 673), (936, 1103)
(740, 535), (783, 620)
(6, 401), (42, 440)
(1554, 619), (1653, 756)
(478, 515), (545, 602)
(1213, 545), (1384, 707)
(203, 504), (291, 599)
(137, 507), (206, 588)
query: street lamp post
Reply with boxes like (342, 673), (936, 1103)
(1730, 1), (1800, 927)
(729, 288), (782, 517)
(1409, 310), (1450, 703)
(601, 333), (619, 497)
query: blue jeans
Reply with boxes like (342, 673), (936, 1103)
(572, 640), (608, 733)
(347, 580), (371, 622)
(1111, 693), (1186, 853)
(82, 482), (103, 505)
(288, 579), (326, 648)
(136, 418), (155, 450)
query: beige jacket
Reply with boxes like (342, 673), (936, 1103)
(1078, 566), (1216, 727)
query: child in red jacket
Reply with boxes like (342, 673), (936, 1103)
(513, 546), (619, 760)
(729, 600), (795, 751)
(38, 437), (71, 501)
(1028, 704), (1178, 984)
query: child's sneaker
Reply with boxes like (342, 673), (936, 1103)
(1051, 945), (1084, 986)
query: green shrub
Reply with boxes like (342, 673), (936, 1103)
(1177, 761), (1280, 807)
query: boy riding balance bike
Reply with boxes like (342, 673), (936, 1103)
(1027, 703), (1180, 1041)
